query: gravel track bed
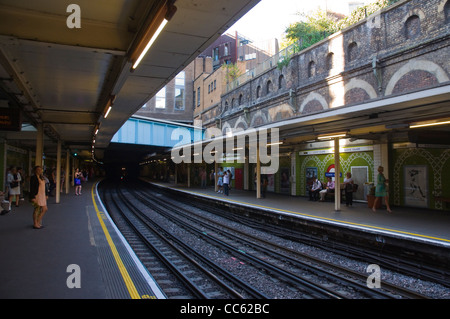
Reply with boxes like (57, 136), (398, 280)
(128, 188), (449, 299)
(160, 192), (450, 299)
(131, 192), (306, 298)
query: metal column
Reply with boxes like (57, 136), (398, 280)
(334, 137), (341, 211)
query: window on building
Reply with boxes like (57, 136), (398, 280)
(347, 42), (358, 62)
(174, 71), (185, 110)
(308, 61), (316, 78)
(278, 75), (284, 90)
(266, 80), (272, 94)
(405, 15), (421, 39)
(445, 1), (450, 22)
(214, 80), (216, 90)
(224, 43), (229, 56)
(256, 85), (261, 98)
(197, 87), (200, 107)
(245, 53), (256, 60)
(213, 47), (219, 61)
(155, 87), (166, 108)
(326, 52), (334, 70)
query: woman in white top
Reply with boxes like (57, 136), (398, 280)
(7, 166), (21, 207)
(223, 170), (230, 196)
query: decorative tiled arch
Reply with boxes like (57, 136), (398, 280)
(299, 152), (374, 195)
(393, 148), (450, 209)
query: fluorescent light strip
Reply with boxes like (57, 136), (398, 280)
(132, 19), (168, 70)
(410, 120), (450, 128)
(267, 141), (283, 146)
(104, 106), (112, 118)
(317, 133), (347, 139)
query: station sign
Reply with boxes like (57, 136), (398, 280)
(299, 145), (373, 155)
(0, 108), (21, 131)
(325, 172), (342, 177)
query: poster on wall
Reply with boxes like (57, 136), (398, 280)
(404, 165), (428, 208)
(280, 167), (290, 193)
(306, 167), (318, 191)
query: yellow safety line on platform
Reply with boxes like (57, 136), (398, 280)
(91, 184), (141, 299)
(186, 190), (450, 244)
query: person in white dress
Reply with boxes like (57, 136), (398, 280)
(7, 166), (21, 208)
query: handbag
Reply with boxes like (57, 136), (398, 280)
(10, 181), (19, 188)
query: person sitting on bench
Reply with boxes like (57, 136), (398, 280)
(309, 177), (322, 201)
(319, 176), (335, 201)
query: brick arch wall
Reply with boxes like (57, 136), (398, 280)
(385, 59), (449, 96)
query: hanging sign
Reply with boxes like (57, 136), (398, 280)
(0, 108), (21, 131)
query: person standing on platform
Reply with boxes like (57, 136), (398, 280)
(217, 167), (224, 194)
(7, 166), (21, 208)
(74, 168), (82, 196)
(344, 172), (354, 207)
(372, 166), (392, 213)
(223, 170), (230, 196)
(29, 166), (48, 229)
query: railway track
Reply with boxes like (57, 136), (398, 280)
(101, 183), (267, 299)
(99, 180), (430, 299)
(128, 183), (429, 299)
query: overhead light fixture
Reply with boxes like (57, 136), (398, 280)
(104, 106), (112, 118)
(103, 95), (115, 119)
(409, 119), (450, 129)
(267, 141), (283, 146)
(130, 1), (177, 70)
(317, 132), (347, 139)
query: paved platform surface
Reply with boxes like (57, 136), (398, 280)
(0, 180), (164, 299)
(147, 180), (450, 247)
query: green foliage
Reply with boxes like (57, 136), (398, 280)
(277, 55), (291, 70)
(281, 0), (400, 50)
(283, 9), (338, 50)
(336, 0), (400, 30)
(222, 62), (242, 83)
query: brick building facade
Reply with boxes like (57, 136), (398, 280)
(215, 0), (449, 133)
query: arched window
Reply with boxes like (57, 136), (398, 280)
(266, 80), (272, 94)
(326, 52), (334, 70)
(256, 85), (261, 98)
(308, 61), (316, 78)
(347, 42), (357, 62)
(445, 1), (450, 22)
(278, 75), (284, 90)
(239, 94), (243, 105)
(231, 98), (235, 109)
(405, 15), (420, 39)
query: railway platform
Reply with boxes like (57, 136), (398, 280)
(0, 180), (165, 299)
(145, 180), (450, 247)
